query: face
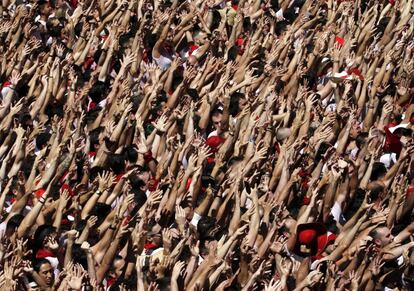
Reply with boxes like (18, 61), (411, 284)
(166, 32), (174, 43)
(375, 227), (393, 247)
(112, 258), (125, 278)
(283, 218), (296, 237)
(350, 121), (361, 138)
(212, 113), (223, 131)
(93, 9), (100, 21)
(38, 262), (54, 286)
(238, 97), (248, 110)
(41, 3), (52, 16)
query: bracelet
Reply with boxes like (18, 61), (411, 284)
(95, 190), (102, 195)
(109, 226), (116, 230)
(39, 198), (46, 204)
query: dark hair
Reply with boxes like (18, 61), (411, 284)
(355, 132), (368, 148)
(89, 81), (106, 103)
(6, 214), (24, 233)
(129, 175), (146, 189)
(46, 18), (62, 37)
(371, 162), (387, 181)
(89, 127), (103, 150)
(89, 166), (104, 182)
(36, 132), (52, 149)
(72, 244), (88, 268)
(344, 188), (366, 221)
(33, 225), (56, 252)
(155, 277), (171, 291)
(315, 142), (331, 164)
(85, 106), (102, 125)
(369, 184), (384, 202)
(107, 154), (126, 175)
(131, 188), (147, 210)
(197, 216), (216, 241)
(33, 259), (51, 272)
(125, 146), (138, 164)
(90, 203), (112, 226)
(229, 92), (244, 116)
(227, 46), (238, 62)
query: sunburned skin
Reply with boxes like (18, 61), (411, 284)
(1, 0), (414, 290)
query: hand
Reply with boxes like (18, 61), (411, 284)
(270, 235), (287, 253)
(153, 114), (168, 133)
(251, 141), (268, 163)
(348, 270), (361, 290)
(175, 205), (186, 227)
(171, 261), (186, 281)
(275, 256), (291, 277)
(146, 189), (163, 209)
(162, 228), (175, 252)
(265, 278), (282, 291)
(10, 99), (24, 114)
(197, 144), (213, 163)
(305, 270), (324, 287)
(155, 256), (172, 277)
(14, 126), (25, 137)
(97, 171), (114, 192)
(190, 240), (200, 257)
(66, 230), (79, 240)
(10, 71), (21, 86)
(86, 216), (98, 229)
(58, 189), (70, 210)
(66, 263), (87, 290)
(80, 242), (91, 253)
(119, 194), (135, 215)
(121, 52), (137, 69)
(187, 154), (198, 172)
(369, 256), (385, 276)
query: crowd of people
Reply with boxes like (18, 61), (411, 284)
(0, 0), (414, 289)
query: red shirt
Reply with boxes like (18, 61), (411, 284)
(383, 123), (402, 155)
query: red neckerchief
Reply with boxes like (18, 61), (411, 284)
(189, 45), (199, 56)
(36, 249), (55, 259)
(115, 173), (124, 182)
(88, 101), (97, 111)
(346, 67), (364, 80)
(84, 56), (95, 70)
(106, 276), (116, 287)
(144, 243), (157, 250)
(2, 81), (11, 88)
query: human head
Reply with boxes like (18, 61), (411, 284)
(109, 255), (126, 279)
(34, 259), (54, 286)
(370, 226), (393, 247)
(211, 108), (223, 132)
(38, 0), (53, 17)
(5, 214), (24, 239)
(33, 225), (58, 252)
(349, 120), (362, 139)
